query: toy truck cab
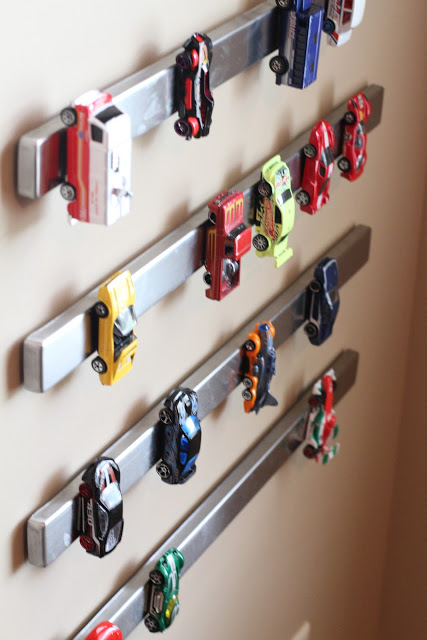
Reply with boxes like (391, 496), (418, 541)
(323, 0), (366, 46)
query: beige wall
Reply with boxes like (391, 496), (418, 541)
(0, 1), (425, 639)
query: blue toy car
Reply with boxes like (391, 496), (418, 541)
(156, 388), (202, 484)
(304, 257), (340, 345)
(270, 0), (324, 89)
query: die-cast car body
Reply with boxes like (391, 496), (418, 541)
(174, 33), (214, 140)
(323, 0), (366, 46)
(144, 548), (185, 633)
(338, 92), (371, 181)
(156, 388), (202, 484)
(92, 270), (138, 386)
(296, 120), (335, 214)
(304, 257), (340, 345)
(302, 369), (339, 463)
(203, 190), (252, 301)
(270, 0), (323, 89)
(85, 622), (122, 640)
(60, 90), (132, 225)
(252, 155), (295, 268)
(241, 321), (278, 414)
(78, 458), (124, 558)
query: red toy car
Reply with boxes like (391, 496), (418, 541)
(85, 621), (122, 640)
(203, 190), (252, 301)
(338, 92), (371, 181)
(174, 33), (214, 140)
(295, 120), (335, 214)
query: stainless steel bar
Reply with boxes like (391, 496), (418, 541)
(71, 349), (359, 640)
(26, 226), (370, 567)
(22, 84), (383, 393)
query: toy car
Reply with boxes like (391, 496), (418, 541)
(78, 457), (124, 558)
(92, 269), (138, 386)
(270, 0), (323, 89)
(252, 155), (295, 268)
(156, 388), (202, 484)
(296, 120), (335, 214)
(203, 190), (252, 301)
(241, 321), (278, 414)
(302, 369), (339, 463)
(338, 92), (371, 181)
(85, 622), (122, 640)
(60, 90), (132, 225)
(323, 0), (366, 46)
(174, 33), (214, 140)
(304, 257), (340, 345)
(144, 548), (185, 633)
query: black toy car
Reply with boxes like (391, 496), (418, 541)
(174, 33), (214, 140)
(156, 387), (202, 484)
(78, 457), (124, 558)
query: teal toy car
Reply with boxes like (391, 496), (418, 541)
(144, 548), (185, 633)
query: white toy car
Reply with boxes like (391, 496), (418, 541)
(323, 0), (366, 46)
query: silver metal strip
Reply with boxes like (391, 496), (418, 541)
(26, 225), (370, 567)
(22, 84), (383, 393)
(71, 349), (359, 640)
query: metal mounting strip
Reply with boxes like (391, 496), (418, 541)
(71, 349), (359, 640)
(22, 84), (383, 393)
(26, 225), (370, 567)
(17, 1), (278, 199)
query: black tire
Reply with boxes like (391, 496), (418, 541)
(159, 408), (174, 425)
(344, 111), (357, 125)
(60, 107), (77, 127)
(203, 272), (212, 286)
(253, 234), (269, 252)
(242, 376), (253, 389)
(242, 389), (252, 401)
(257, 180), (272, 198)
(269, 55), (288, 76)
(276, 0), (292, 8)
(309, 279), (322, 294)
(174, 118), (191, 138)
(94, 301), (109, 318)
(323, 18), (335, 34)
(244, 339), (256, 352)
(144, 615), (160, 633)
(338, 157), (351, 172)
(208, 211), (216, 224)
(176, 52), (192, 70)
(295, 190), (311, 206)
(156, 461), (171, 479)
(149, 569), (165, 586)
(60, 182), (76, 202)
(303, 444), (318, 459)
(303, 143), (317, 159)
(304, 322), (319, 339)
(92, 356), (107, 374)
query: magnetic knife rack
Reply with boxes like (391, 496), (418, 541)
(72, 348), (359, 640)
(22, 85), (383, 393)
(27, 224), (370, 568)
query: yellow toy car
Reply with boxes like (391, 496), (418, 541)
(252, 155), (295, 268)
(92, 270), (138, 385)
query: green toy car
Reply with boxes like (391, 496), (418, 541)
(144, 548), (185, 633)
(252, 154), (295, 268)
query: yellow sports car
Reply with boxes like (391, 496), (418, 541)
(252, 155), (295, 268)
(92, 270), (138, 385)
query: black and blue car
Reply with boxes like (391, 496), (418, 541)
(304, 257), (340, 345)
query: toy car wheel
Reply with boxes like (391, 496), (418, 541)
(242, 388), (253, 401)
(203, 272), (212, 286)
(79, 482), (93, 499)
(276, 0), (292, 8)
(338, 157), (351, 172)
(343, 111), (357, 125)
(303, 444), (318, 459)
(304, 322), (319, 339)
(159, 408), (174, 425)
(149, 569), (165, 585)
(94, 301), (109, 318)
(252, 234), (269, 252)
(156, 461), (171, 479)
(60, 182), (76, 202)
(92, 356), (107, 374)
(79, 535), (95, 552)
(144, 615), (160, 633)
(323, 18), (335, 34)
(174, 118), (192, 138)
(309, 279), (322, 294)
(208, 211), (217, 224)
(60, 106), (77, 127)
(269, 55), (289, 76)
(295, 190), (311, 206)
(257, 180), (272, 198)
(242, 376), (253, 389)
(244, 338), (256, 351)
(176, 51), (192, 69)
(303, 143), (317, 158)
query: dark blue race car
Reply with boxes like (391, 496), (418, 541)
(156, 388), (201, 484)
(304, 257), (340, 345)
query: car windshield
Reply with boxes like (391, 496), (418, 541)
(100, 482), (122, 510)
(276, 188), (292, 207)
(114, 305), (137, 338)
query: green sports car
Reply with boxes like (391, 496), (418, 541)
(144, 548), (185, 632)
(252, 154), (295, 268)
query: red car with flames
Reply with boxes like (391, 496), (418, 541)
(203, 191), (252, 301)
(338, 92), (371, 181)
(296, 120), (335, 214)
